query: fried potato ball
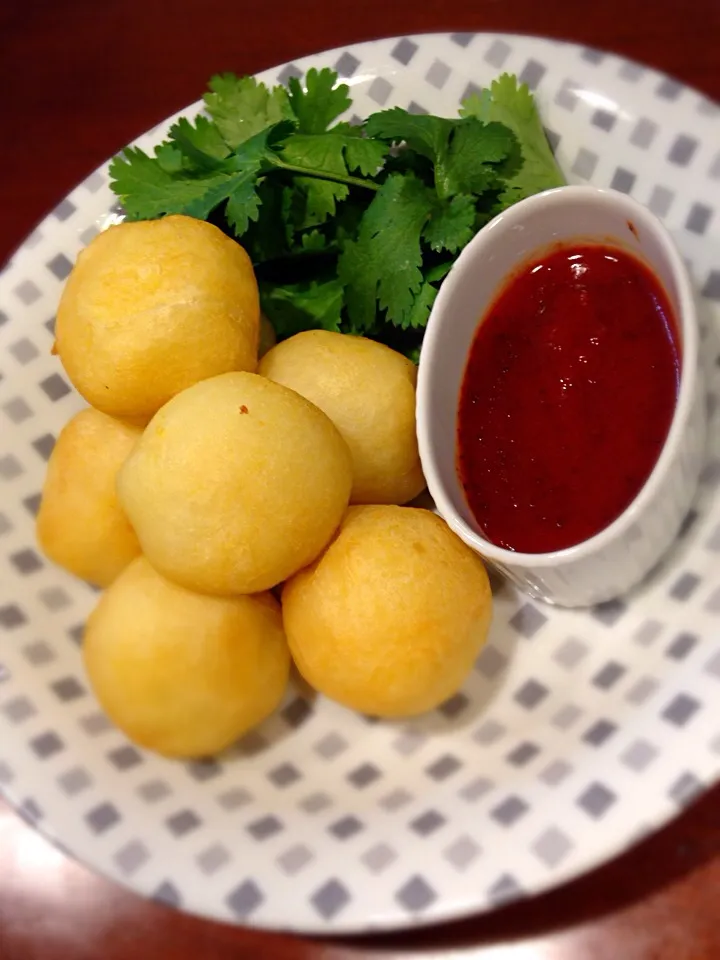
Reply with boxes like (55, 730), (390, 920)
(83, 558), (290, 757)
(56, 215), (259, 420)
(36, 408), (142, 586)
(117, 372), (353, 595)
(282, 505), (492, 717)
(259, 331), (425, 504)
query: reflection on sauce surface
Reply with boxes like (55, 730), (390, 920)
(457, 243), (680, 554)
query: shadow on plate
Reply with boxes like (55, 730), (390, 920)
(224, 666), (317, 759)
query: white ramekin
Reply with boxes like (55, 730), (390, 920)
(416, 185), (705, 608)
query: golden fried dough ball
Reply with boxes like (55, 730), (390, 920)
(37, 408), (142, 586)
(56, 215), (259, 420)
(282, 505), (492, 717)
(260, 331), (425, 504)
(117, 372), (353, 595)
(83, 557), (289, 757)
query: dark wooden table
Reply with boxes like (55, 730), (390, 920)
(2, 1), (719, 957)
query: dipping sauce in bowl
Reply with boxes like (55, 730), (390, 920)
(417, 185), (703, 607)
(457, 242), (680, 554)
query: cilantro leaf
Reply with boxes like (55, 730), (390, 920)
(365, 109), (450, 160)
(460, 73), (565, 201)
(287, 68), (351, 133)
(280, 134), (351, 227)
(289, 178), (349, 228)
(402, 281), (438, 331)
(299, 230), (328, 252)
(365, 110), (515, 198)
(338, 173), (434, 331)
(242, 180), (294, 262)
(343, 135), (388, 176)
(108, 147), (232, 220)
(434, 121), (515, 197)
(110, 125), (282, 231)
(154, 142), (184, 175)
(224, 179), (262, 236)
(204, 74), (294, 148)
(261, 278), (344, 336)
(330, 122), (389, 175)
(422, 194), (476, 253)
(167, 115), (230, 167)
(279, 133), (349, 177)
(425, 261), (454, 283)
(276, 131), (383, 228)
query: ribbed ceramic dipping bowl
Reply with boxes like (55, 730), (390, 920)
(416, 185), (706, 607)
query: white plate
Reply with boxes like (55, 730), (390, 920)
(0, 32), (719, 934)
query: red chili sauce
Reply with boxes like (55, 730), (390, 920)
(456, 243), (680, 554)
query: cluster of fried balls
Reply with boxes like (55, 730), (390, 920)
(36, 215), (492, 759)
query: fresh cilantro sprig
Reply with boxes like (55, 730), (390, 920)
(109, 69), (565, 359)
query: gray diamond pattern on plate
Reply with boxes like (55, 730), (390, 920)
(1, 31), (720, 935)
(391, 38), (418, 66)
(552, 704), (582, 730)
(533, 827), (572, 867)
(487, 873), (523, 906)
(507, 742), (540, 766)
(593, 661), (626, 688)
(4, 398), (33, 425)
(668, 135), (698, 166)
(578, 783), (616, 818)
(107, 745), (142, 771)
(10, 548), (43, 574)
(702, 270), (720, 300)
(583, 720), (618, 746)
(445, 835), (480, 870)
(248, 814), (283, 840)
(312, 879), (350, 919)
(668, 772), (703, 807)
(518, 59), (545, 90)
(491, 796), (528, 826)
(459, 775), (494, 801)
(115, 840), (150, 876)
(662, 693), (701, 725)
(334, 52), (360, 78)
(278, 843), (313, 876)
(362, 842), (397, 873)
(514, 680), (549, 709)
(153, 881), (182, 909)
(686, 204), (712, 235)
(396, 875), (437, 912)
(138, 779), (171, 803)
(666, 632), (699, 660)
(426, 754), (461, 780)
(186, 759), (222, 782)
(58, 767), (92, 796)
(621, 739), (659, 772)
(348, 762), (381, 788)
(610, 167), (636, 193)
(540, 760), (573, 786)
(86, 802), (120, 833)
(268, 761), (301, 787)
(226, 880), (263, 918)
(592, 109), (616, 132)
(51, 676), (85, 701)
(630, 118), (658, 149)
(379, 787), (412, 811)
(167, 809), (201, 836)
(508, 604), (548, 638)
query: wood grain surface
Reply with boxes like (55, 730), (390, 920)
(1, 1), (719, 958)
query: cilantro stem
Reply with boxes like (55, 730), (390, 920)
(268, 158), (380, 192)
